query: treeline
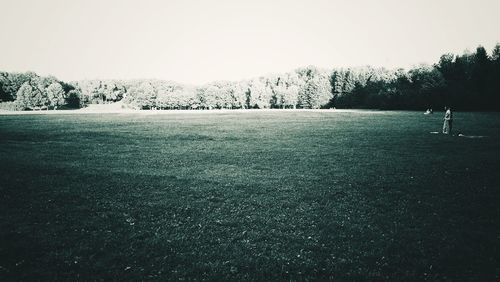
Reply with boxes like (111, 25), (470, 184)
(0, 72), (81, 110)
(1, 44), (499, 111)
(333, 45), (500, 110)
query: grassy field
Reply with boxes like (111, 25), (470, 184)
(1, 110), (500, 281)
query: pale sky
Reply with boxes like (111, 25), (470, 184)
(1, 0), (499, 84)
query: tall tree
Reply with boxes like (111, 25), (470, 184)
(16, 81), (47, 110)
(46, 82), (66, 109)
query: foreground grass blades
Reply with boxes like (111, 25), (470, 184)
(1, 111), (500, 281)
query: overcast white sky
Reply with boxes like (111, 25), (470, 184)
(0, 0), (499, 83)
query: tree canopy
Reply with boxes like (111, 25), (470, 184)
(1, 43), (500, 111)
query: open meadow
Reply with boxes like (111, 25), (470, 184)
(1, 110), (500, 281)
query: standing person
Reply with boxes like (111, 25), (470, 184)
(442, 106), (453, 134)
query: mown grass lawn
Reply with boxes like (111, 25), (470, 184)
(1, 110), (500, 281)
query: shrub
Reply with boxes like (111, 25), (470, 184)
(0, 101), (23, 111)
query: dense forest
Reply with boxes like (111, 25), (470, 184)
(1, 44), (499, 111)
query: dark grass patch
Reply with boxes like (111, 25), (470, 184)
(1, 111), (500, 280)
